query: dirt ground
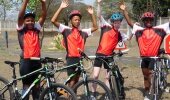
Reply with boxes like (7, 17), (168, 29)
(0, 32), (170, 100)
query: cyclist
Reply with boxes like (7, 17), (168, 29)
(17, 0), (46, 99)
(51, 0), (97, 88)
(120, 3), (170, 100)
(91, 0), (128, 98)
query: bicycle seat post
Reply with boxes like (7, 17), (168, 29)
(12, 64), (17, 80)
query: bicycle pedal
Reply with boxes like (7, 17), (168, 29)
(57, 89), (68, 96)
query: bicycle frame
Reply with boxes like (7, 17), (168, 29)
(1, 58), (63, 100)
(142, 56), (169, 100)
(57, 58), (91, 97)
(94, 52), (126, 100)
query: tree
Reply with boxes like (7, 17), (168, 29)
(131, 0), (170, 22)
(0, 0), (12, 20)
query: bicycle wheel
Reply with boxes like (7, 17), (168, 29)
(150, 73), (159, 100)
(73, 78), (113, 100)
(0, 76), (14, 100)
(110, 75), (119, 100)
(39, 83), (77, 100)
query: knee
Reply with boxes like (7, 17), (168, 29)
(105, 76), (110, 81)
(93, 74), (99, 79)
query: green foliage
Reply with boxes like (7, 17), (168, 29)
(27, 0), (39, 11)
(131, 0), (170, 21)
(0, 0), (12, 20)
(52, 34), (65, 50)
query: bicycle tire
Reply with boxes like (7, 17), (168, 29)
(110, 75), (120, 100)
(39, 83), (77, 100)
(73, 78), (113, 100)
(150, 73), (159, 100)
(0, 75), (14, 100)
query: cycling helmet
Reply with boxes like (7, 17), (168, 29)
(110, 12), (124, 22)
(141, 12), (154, 20)
(24, 9), (36, 19)
(69, 10), (82, 20)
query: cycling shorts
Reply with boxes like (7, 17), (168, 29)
(94, 53), (112, 69)
(20, 58), (41, 84)
(66, 57), (81, 76)
(141, 58), (156, 70)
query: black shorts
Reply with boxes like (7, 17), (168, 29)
(20, 58), (41, 85)
(141, 58), (156, 70)
(66, 57), (81, 76)
(93, 53), (112, 69)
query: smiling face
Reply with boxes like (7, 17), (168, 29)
(24, 16), (35, 29)
(111, 20), (122, 30)
(70, 15), (81, 28)
(143, 18), (154, 28)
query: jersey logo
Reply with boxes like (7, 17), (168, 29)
(164, 34), (170, 54)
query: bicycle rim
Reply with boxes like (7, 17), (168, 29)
(73, 78), (113, 100)
(39, 83), (77, 100)
(0, 76), (14, 100)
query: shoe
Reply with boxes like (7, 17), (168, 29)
(144, 92), (150, 100)
(90, 92), (97, 100)
(165, 87), (170, 93)
(144, 96), (150, 100)
(104, 94), (109, 100)
(90, 95), (96, 100)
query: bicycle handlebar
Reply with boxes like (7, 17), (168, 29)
(77, 48), (90, 60)
(77, 48), (128, 60)
(30, 57), (64, 63)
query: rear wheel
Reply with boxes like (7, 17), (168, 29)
(0, 76), (14, 100)
(73, 78), (113, 100)
(39, 83), (77, 100)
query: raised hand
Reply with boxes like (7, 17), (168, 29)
(87, 6), (94, 15)
(59, 0), (69, 9)
(97, 0), (102, 3)
(40, 0), (46, 2)
(120, 3), (126, 11)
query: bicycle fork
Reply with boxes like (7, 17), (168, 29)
(150, 71), (159, 100)
(82, 71), (91, 98)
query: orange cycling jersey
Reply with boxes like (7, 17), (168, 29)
(18, 28), (40, 58)
(96, 26), (120, 55)
(62, 28), (88, 57)
(136, 28), (166, 57)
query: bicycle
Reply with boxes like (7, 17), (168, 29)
(44, 49), (113, 100)
(143, 53), (170, 100)
(0, 57), (77, 100)
(90, 51), (127, 100)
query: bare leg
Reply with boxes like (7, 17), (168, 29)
(92, 67), (101, 92)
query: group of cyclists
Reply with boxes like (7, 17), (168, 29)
(16, 0), (170, 100)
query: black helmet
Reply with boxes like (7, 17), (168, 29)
(24, 9), (36, 19)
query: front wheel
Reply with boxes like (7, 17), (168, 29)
(0, 76), (14, 100)
(110, 75), (120, 100)
(39, 83), (77, 100)
(73, 78), (113, 100)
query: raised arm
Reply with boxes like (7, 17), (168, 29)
(87, 6), (98, 32)
(38, 0), (47, 27)
(51, 0), (68, 28)
(120, 4), (134, 28)
(17, 0), (29, 27)
(97, 0), (102, 19)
